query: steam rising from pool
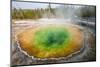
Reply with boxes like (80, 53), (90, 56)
(42, 4), (83, 22)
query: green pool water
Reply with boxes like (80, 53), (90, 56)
(33, 27), (71, 51)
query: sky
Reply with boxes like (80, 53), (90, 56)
(12, 1), (61, 9)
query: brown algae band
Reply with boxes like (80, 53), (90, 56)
(17, 24), (84, 58)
